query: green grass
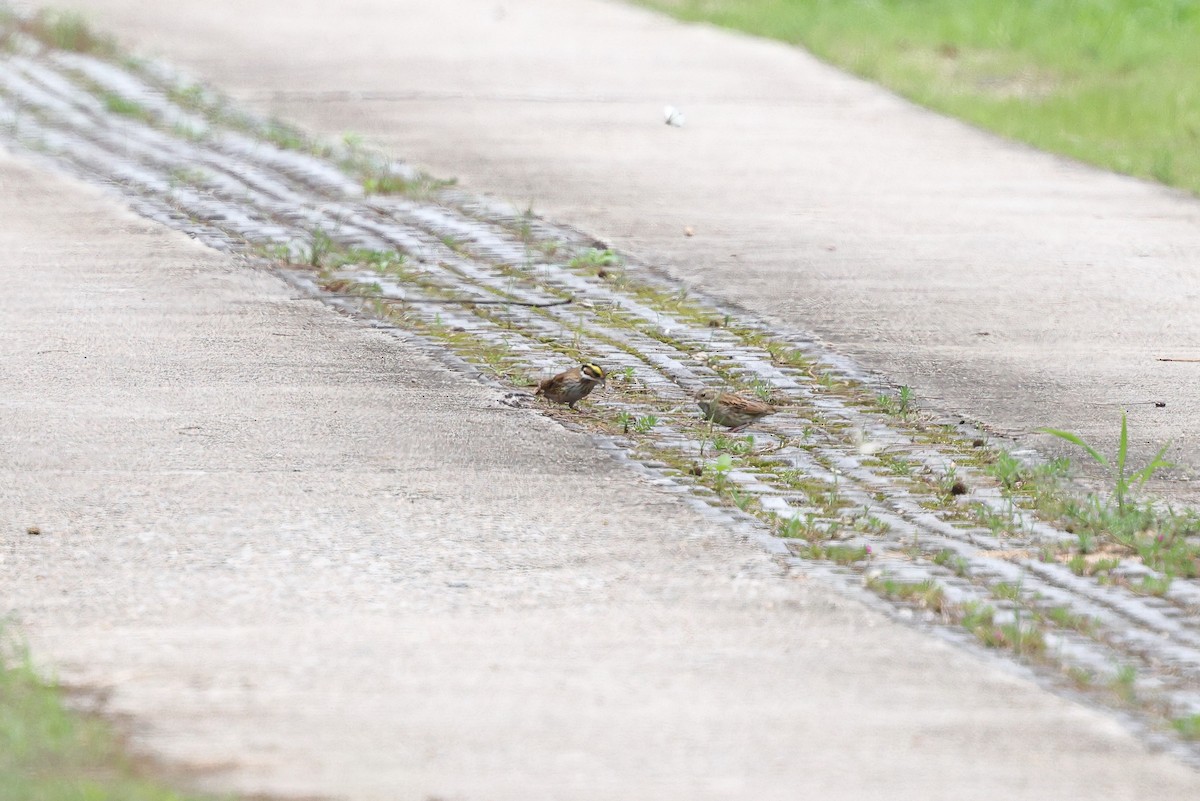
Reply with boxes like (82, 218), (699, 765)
(866, 577), (949, 613)
(800, 542), (871, 564)
(1174, 714), (1200, 741)
(636, 0), (1200, 195)
(17, 9), (117, 56)
(0, 635), (217, 801)
(102, 92), (154, 123)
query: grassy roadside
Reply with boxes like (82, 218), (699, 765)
(635, 0), (1200, 194)
(0, 633), (217, 801)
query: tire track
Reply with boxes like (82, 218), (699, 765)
(2, 25), (1198, 751)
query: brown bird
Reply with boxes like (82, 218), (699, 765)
(695, 388), (777, 431)
(535, 363), (606, 409)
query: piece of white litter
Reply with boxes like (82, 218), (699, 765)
(851, 428), (886, 456)
(663, 105), (685, 127)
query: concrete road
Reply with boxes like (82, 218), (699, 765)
(5, 0), (1200, 797)
(3, 140), (1200, 797)
(56, 0), (1200, 490)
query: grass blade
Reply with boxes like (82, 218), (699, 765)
(1131, 442), (1174, 488)
(1037, 427), (1109, 468)
(1117, 411), (1129, 478)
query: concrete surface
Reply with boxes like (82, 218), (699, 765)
(55, 0), (1200, 489)
(4, 141), (1200, 797)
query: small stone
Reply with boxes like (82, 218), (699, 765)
(26, 526), (40, 536)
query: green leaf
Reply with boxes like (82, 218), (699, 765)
(1116, 411), (1129, 478)
(1036, 427), (1109, 468)
(1131, 442), (1174, 488)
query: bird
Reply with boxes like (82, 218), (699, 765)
(535, 363), (606, 409)
(694, 388), (777, 431)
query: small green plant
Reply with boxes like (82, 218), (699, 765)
(1134, 526), (1200, 579)
(167, 83), (207, 111)
(963, 610), (1046, 657)
(1173, 714), (1200, 741)
(338, 138), (455, 197)
(803, 543), (871, 564)
(935, 467), (967, 503)
(1112, 665), (1138, 704)
(263, 120), (306, 151)
(1068, 555), (1121, 578)
(568, 248), (622, 272)
(851, 509), (889, 535)
(776, 513), (817, 539)
(877, 385), (914, 417)
(1039, 412), (1172, 517)
(615, 410), (633, 434)
(305, 228), (335, 268)
(729, 488), (754, 511)
(1045, 606), (1095, 635)
(478, 342), (513, 376)
(988, 450), (1023, 491)
(171, 122), (206, 142)
(960, 601), (994, 631)
(438, 233), (466, 253)
(711, 433), (752, 455)
(259, 242), (292, 261)
(751, 378), (774, 402)
(868, 577), (948, 613)
(633, 414), (659, 433)
(102, 92), (152, 122)
(1033, 457), (1071, 482)
(1068, 666), (1095, 688)
(1130, 574), (1172, 597)
(993, 581), (1022, 601)
(23, 9), (116, 54)
(707, 453), (734, 492)
(1075, 528), (1096, 555)
(168, 166), (210, 187)
(946, 554), (970, 576)
(990, 623), (1046, 657)
(972, 501), (1018, 537)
